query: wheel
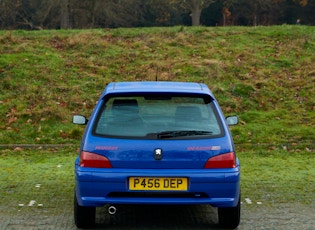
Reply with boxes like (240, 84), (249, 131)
(218, 196), (241, 229)
(74, 192), (96, 229)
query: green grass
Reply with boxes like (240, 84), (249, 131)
(0, 148), (76, 213)
(0, 26), (314, 210)
(0, 148), (314, 214)
(1, 26), (314, 146)
(238, 150), (315, 204)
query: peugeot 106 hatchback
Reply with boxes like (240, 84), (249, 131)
(73, 81), (240, 229)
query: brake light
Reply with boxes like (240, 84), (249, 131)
(204, 152), (236, 168)
(79, 151), (112, 168)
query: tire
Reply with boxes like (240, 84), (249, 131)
(218, 196), (241, 229)
(74, 193), (96, 229)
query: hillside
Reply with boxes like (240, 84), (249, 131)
(0, 26), (314, 150)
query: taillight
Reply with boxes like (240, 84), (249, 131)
(204, 152), (236, 168)
(79, 151), (112, 168)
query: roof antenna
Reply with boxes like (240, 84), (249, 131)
(155, 66), (158, 81)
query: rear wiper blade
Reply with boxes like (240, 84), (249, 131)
(157, 130), (213, 139)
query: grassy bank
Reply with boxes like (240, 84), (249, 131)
(0, 26), (314, 149)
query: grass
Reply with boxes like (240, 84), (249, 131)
(238, 150), (315, 204)
(1, 25), (314, 147)
(0, 148), (314, 216)
(0, 148), (76, 213)
(0, 26), (314, 210)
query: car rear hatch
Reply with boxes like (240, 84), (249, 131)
(83, 136), (233, 169)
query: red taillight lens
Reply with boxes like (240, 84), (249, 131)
(204, 152), (236, 168)
(79, 151), (112, 168)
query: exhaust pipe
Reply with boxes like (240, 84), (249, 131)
(108, 206), (117, 215)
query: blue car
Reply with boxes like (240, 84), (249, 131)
(73, 81), (240, 229)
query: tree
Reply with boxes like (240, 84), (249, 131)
(172, 0), (216, 26)
(60, 0), (70, 29)
(230, 0), (311, 26)
(142, 0), (177, 26)
(219, 0), (237, 26)
(0, 0), (20, 28)
(0, 0), (314, 29)
(231, 0), (287, 26)
(67, 0), (147, 28)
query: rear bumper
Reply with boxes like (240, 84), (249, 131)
(75, 166), (240, 208)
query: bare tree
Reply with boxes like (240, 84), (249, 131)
(0, 0), (314, 29)
(60, 0), (70, 29)
(0, 0), (20, 28)
(172, 0), (215, 26)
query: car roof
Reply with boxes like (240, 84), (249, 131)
(101, 81), (215, 98)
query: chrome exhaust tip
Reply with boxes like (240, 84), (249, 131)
(108, 206), (117, 215)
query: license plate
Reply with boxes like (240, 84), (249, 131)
(129, 177), (188, 191)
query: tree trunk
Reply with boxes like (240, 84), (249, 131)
(60, 0), (70, 29)
(191, 0), (201, 26)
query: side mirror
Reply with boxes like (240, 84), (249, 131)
(73, 115), (88, 125)
(226, 116), (238, 126)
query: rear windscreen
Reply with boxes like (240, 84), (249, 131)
(93, 94), (223, 139)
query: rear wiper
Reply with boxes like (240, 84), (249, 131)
(156, 130), (213, 139)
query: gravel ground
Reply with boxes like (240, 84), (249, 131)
(1, 201), (315, 230)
